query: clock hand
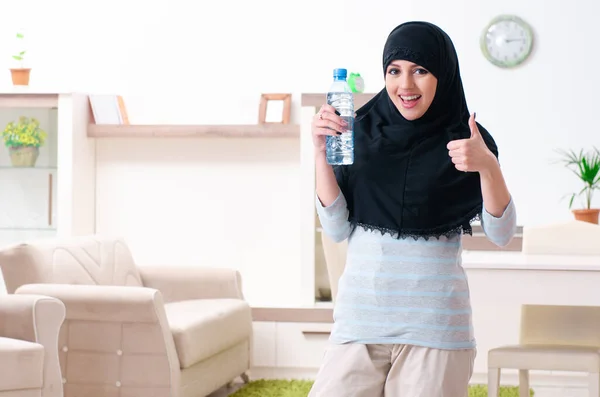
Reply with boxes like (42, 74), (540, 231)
(504, 38), (524, 43)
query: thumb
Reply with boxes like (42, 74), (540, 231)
(469, 112), (480, 139)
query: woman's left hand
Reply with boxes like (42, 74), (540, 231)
(447, 113), (497, 173)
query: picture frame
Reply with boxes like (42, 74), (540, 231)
(88, 94), (129, 125)
(258, 93), (291, 125)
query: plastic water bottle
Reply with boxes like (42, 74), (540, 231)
(326, 68), (354, 165)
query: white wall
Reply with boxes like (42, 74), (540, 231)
(95, 137), (303, 306)
(2, 0), (599, 305)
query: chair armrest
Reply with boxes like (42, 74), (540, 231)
(139, 266), (244, 303)
(14, 284), (181, 393)
(16, 284), (166, 323)
(0, 294), (66, 397)
(0, 294), (65, 342)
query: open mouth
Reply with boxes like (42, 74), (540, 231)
(399, 94), (421, 109)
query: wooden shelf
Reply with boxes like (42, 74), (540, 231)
(252, 307), (333, 323)
(87, 123), (300, 138)
(0, 93), (59, 108)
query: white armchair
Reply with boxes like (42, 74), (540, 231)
(0, 235), (252, 397)
(0, 294), (65, 397)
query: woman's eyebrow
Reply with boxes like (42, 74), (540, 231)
(389, 61), (419, 68)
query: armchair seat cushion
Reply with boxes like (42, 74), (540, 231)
(0, 337), (44, 391)
(164, 299), (252, 369)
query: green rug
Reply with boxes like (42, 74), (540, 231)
(229, 379), (534, 397)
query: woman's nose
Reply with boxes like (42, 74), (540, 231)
(400, 74), (415, 89)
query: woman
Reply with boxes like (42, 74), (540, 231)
(309, 21), (516, 396)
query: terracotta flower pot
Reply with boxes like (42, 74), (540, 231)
(10, 68), (31, 86)
(572, 209), (600, 225)
(9, 146), (39, 167)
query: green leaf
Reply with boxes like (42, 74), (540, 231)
(16, 33), (24, 39)
(12, 55), (22, 61)
(555, 146), (600, 210)
(568, 193), (575, 209)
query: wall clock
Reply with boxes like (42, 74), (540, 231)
(480, 15), (534, 68)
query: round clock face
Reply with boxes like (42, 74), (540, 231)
(481, 15), (534, 68)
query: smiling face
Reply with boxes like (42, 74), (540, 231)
(385, 60), (438, 121)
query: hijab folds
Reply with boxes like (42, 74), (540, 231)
(334, 21), (499, 240)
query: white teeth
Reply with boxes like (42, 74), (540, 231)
(401, 95), (421, 101)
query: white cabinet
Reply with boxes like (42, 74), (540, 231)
(0, 92), (96, 249)
(252, 322), (277, 368)
(0, 168), (56, 228)
(275, 322), (331, 369)
(251, 321), (331, 372)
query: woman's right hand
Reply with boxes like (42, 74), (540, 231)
(311, 104), (348, 154)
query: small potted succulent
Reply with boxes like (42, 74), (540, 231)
(2, 116), (47, 167)
(556, 147), (600, 224)
(10, 32), (30, 86)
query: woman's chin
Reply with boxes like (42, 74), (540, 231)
(396, 105), (425, 121)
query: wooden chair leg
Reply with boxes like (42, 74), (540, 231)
(589, 372), (600, 397)
(488, 367), (501, 397)
(519, 370), (530, 397)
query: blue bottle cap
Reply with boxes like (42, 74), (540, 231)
(333, 68), (347, 79)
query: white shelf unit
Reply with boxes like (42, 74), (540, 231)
(0, 92), (96, 249)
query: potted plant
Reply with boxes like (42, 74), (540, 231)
(2, 116), (47, 167)
(10, 32), (30, 86)
(556, 147), (600, 224)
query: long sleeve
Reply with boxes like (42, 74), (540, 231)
(315, 190), (353, 243)
(481, 196), (517, 247)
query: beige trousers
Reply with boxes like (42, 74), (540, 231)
(308, 343), (476, 397)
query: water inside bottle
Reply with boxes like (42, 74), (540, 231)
(326, 91), (354, 165)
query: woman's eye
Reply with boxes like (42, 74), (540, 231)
(414, 68), (429, 75)
(388, 68), (400, 75)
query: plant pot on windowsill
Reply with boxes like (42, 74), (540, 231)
(8, 145), (39, 167)
(10, 68), (31, 86)
(572, 208), (600, 225)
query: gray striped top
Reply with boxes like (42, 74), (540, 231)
(316, 190), (517, 350)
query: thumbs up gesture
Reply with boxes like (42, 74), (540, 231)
(447, 113), (496, 173)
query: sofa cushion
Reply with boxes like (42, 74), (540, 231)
(0, 337), (44, 391)
(164, 299), (252, 369)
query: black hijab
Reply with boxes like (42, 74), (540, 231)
(334, 21), (499, 240)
